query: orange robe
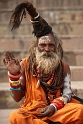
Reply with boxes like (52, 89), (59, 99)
(9, 58), (83, 124)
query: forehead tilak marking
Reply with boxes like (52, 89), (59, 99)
(39, 36), (51, 43)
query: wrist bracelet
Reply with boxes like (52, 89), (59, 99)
(8, 71), (22, 80)
(10, 83), (21, 89)
(50, 104), (57, 111)
(10, 87), (21, 90)
(9, 78), (21, 89)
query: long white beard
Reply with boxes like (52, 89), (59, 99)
(35, 48), (60, 75)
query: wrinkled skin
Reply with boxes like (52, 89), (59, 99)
(40, 105), (56, 117)
(3, 51), (21, 75)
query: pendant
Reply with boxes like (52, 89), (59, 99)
(36, 80), (40, 89)
(47, 81), (51, 85)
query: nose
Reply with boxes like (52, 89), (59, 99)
(44, 45), (50, 52)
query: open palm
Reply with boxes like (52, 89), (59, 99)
(3, 51), (21, 75)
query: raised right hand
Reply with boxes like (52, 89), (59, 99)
(3, 51), (21, 75)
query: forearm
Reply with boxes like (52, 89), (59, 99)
(8, 71), (25, 102)
(11, 90), (24, 102)
(50, 75), (72, 110)
(62, 73), (72, 104)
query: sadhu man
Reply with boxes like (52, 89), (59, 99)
(3, 1), (83, 124)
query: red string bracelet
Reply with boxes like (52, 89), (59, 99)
(53, 99), (64, 106)
(8, 71), (22, 80)
(51, 97), (65, 110)
(52, 102), (63, 110)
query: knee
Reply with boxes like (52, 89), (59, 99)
(76, 104), (83, 122)
(75, 103), (83, 115)
(77, 103), (83, 109)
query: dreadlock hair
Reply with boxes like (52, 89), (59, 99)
(9, 1), (38, 31)
(9, 3), (26, 30)
(52, 32), (63, 60)
(27, 31), (64, 81)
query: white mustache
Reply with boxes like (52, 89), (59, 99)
(35, 48), (60, 75)
(40, 51), (56, 58)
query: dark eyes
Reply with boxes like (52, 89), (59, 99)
(39, 44), (46, 47)
(39, 43), (55, 47)
(49, 44), (55, 47)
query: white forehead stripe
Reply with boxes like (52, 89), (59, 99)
(39, 36), (51, 43)
(44, 36), (51, 41)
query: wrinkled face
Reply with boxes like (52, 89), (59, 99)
(35, 33), (60, 75)
(38, 33), (56, 52)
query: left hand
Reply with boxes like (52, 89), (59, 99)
(40, 105), (55, 117)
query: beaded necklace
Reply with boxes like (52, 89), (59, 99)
(32, 61), (64, 105)
(36, 69), (55, 88)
